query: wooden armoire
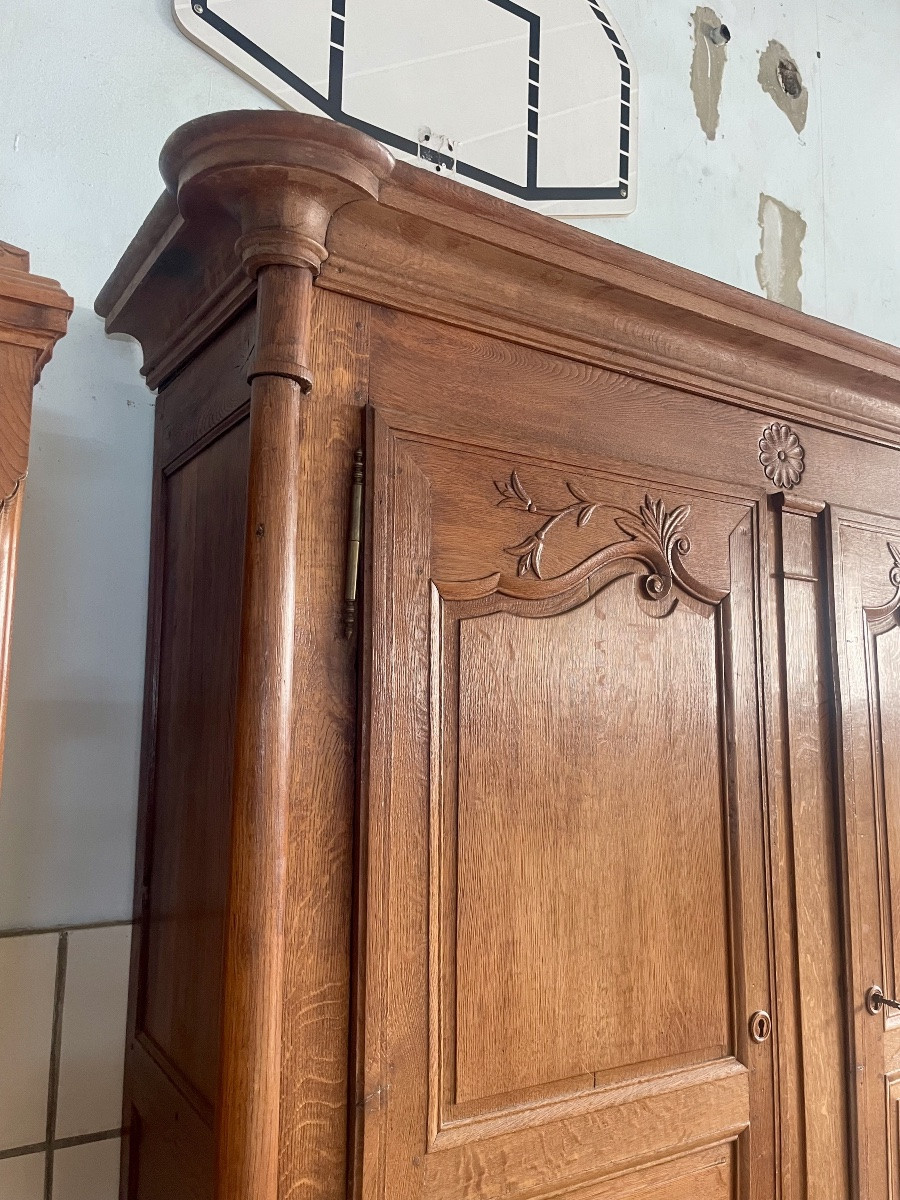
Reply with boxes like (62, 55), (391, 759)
(98, 112), (900, 1200)
(0, 243), (71, 788)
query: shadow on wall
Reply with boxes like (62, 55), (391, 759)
(0, 307), (153, 930)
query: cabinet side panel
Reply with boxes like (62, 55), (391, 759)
(142, 418), (250, 1103)
(125, 311), (255, 1200)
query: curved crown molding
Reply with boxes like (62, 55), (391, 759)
(96, 109), (900, 438)
(0, 240), (73, 381)
(160, 111), (396, 279)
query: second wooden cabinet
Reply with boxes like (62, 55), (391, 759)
(97, 111), (900, 1200)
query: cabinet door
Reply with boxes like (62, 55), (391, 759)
(832, 508), (900, 1199)
(355, 411), (778, 1200)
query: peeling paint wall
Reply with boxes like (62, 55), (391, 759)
(690, 7), (729, 140)
(756, 194), (808, 310)
(576, 0), (899, 347)
(758, 40), (809, 134)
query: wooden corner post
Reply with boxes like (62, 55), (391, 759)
(160, 114), (394, 1200)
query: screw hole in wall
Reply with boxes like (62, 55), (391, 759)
(777, 58), (803, 98)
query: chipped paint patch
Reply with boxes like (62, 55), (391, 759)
(691, 7), (729, 140)
(758, 40), (808, 133)
(756, 194), (807, 311)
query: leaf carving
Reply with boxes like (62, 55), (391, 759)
(614, 515), (646, 542)
(495, 472), (694, 587)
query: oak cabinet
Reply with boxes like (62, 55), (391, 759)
(97, 112), (900, 1200)
(0, 243), (71, 790)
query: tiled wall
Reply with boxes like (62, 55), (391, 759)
(0, 924), (130, 1199)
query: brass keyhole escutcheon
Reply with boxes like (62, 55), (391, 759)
(750, 1010), (772, 1044)
(866, 985), (900, 1015)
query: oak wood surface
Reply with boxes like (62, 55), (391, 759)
(122, 325), (253, 1199)
(98, 111), (900, 1200)
(142, 418), (251, 1108)
(767, 496), (851, 1198)
(830, 511), (900, 1200)
(355, 416), (777, 1200)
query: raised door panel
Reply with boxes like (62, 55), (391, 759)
(357, 413), (777, 1200)
(453, 593), (727, 1105)
(832, 512), (900, 1200)
(141, 419), (250, 1110)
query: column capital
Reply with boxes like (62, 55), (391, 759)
(161, 111), (396, 279)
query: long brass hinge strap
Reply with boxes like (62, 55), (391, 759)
(343, 448), (364, 637)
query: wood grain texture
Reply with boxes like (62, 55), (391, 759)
(142, 419), (251, 1108)
(829, 511), (900, 1200)
(767, 497), (851, 1199)
(215, 303), (303, 1200)
(278, 290), (370, 1200)
(122, 327), (254, 1200)
(100, 112), (900, 1200)
(96, 113), (900, 444)
(357, 423), (776, 1200)
(453, 593), (728, 1104)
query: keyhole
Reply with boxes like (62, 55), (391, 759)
(749, 1010), (771, 1043)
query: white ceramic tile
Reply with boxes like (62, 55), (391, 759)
(55, 927), (131, 1140)
(0, 934), (58, 1152)
(52, 1139), (121, 1200)
(0, 1152), (45, 1200)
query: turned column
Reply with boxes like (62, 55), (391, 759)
(0, 243), (71, 790)
(160, 113), (394, 1200)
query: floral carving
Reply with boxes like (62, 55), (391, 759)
(759, 423), (805, 489)
(495, 472), (695, 601)
(612, 496), (692, 598)
(495, 472), (602, 579)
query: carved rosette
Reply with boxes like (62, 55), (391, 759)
(759, 423), (805, 489)
(492, 472), (721, 607)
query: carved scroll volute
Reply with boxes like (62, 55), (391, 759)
(865, 543), (900, 633)
(157, 114), (396, 1200)
(440, 473), (725, 609)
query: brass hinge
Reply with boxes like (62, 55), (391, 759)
(343, 448), (364, 638)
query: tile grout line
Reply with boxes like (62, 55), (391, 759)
(0, 1140), (45, 1163)
(54, 1129), (122, 1152)
(44, 931), (68, 1200)
(0, 1129), (122, 1163)
(0, 918), (134, 941)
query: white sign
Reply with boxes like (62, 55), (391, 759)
(174, 0), (637, 218)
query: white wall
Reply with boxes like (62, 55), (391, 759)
(0, 0), (896, 1195)
(0, 2), (276, 1194)
(575, 0), (899, 346)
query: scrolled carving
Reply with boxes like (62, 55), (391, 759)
(481, 472), (722, 609)
(495, 472), (602, 579)
(759, 423), (805, 489)
(613, 495), (693, 600)
(889, 542), (900, 589)
(866, 542), (900, 629)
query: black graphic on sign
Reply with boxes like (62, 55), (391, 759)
(191, 0), (632, 202)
